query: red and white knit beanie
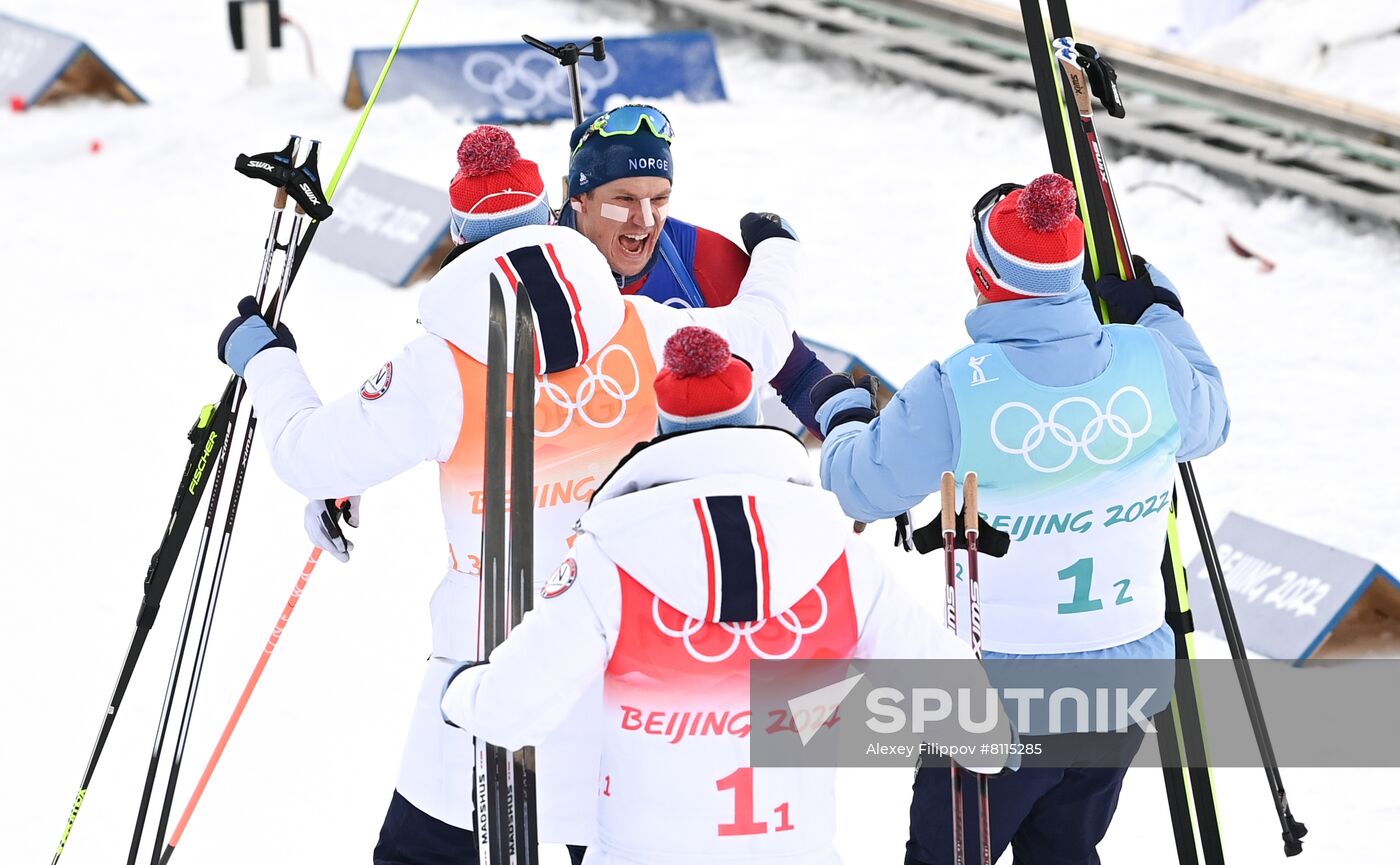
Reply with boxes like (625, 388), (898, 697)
(449, 125), (550, 245)
(966, 173), (1085, 302)
(654, 327), (759, 434)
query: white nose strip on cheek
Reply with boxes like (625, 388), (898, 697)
(599, 202), (631, 223)
(640, 198), (655, 228)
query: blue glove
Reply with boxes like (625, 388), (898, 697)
(1093, 255), (1184, 324)
(218, 295), (297, 376)
(811, 373), (877, 436)
(740, 211), (798, 254)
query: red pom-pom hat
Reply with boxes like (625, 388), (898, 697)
(654, 327), (759, 434)
(966, 173), (1086, 302)
(449, 125), (550, 244)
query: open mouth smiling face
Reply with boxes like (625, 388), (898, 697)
(576, 177), (673, 277)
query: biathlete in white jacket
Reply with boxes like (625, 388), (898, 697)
(810, 173), (1231, 865)
(213, 126), (805, 865)
(442, 327), (1009, 865)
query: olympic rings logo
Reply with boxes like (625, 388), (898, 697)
(534, 344), (641, 438)
(990, 386), (1153, 473)
(651, 588), (829, 663)
(461, 50), (620, 113)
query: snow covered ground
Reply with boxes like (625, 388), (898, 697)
(3, 0), (1398, 862)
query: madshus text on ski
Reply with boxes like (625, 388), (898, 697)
(49, 10), (1302, 865)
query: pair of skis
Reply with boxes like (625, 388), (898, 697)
(475, 275), (541, 864)
(51, 136), (330, 865)
(1017, 1), (1306, 861)
(939, 471), (992, 865)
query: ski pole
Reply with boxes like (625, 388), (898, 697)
(128, 172), (309, 865)
(940, 472), (966, 865)
(54, 4), (414, 858)
(141, 199), (312, 865)
(149, 0), (419, 848)
(47, 166), (293, 863)
(52, 2), (419, 854)
(151, 138), (392, 865)
(157, 546), (324, 865)
(285, 0), (422, 293)
(1052, 26), (1226, 860)
(1054, 27), (1305, 858)
(1020, 4), (1222, 859)
(1179, 462), (1307, 855)
(962, 473), (992, 865)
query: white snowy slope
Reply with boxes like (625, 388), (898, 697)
(2, 1), (1397, 863)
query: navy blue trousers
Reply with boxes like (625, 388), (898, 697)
(372, 789), (586, 865)
(905, 726), (1145, 865)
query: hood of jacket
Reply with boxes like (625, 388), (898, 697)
(576, 426), (855, 623)
(964, 283), (1104, 347)
(419, 224), (626, 372)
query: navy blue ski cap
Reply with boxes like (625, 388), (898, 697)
(568, 104), (674, 198)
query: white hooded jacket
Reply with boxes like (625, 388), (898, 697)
(442, 426), (995, 864)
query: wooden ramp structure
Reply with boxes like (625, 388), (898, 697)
(0, 12), (144, 109)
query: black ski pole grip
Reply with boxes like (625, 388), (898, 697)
(285, 139), (333, 221)
(234, 134), (299, 187)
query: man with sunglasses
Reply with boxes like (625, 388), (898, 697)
(559, 103), (833, 435)
(810, 173), (1230, 864)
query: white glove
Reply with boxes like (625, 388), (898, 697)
(304, 497), (360, 562)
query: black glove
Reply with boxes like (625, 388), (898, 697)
(893, 512), (914, 551)
(811, 373), (878, 432)
(910, 510), (1011, 558)
(1093, 255), (1184, 324)
(739, 211), (798, 254)
(217, 295), (297, 376)
(1077, 43), (1124, 119)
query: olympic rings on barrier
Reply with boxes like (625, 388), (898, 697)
(990, 386), (1153, 473)
(652, 588), (830, 663)
(460, 50), (620, 113)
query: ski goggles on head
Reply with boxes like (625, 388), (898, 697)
(572, 104), (675, 154)
(971, 182), (1024, 278)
